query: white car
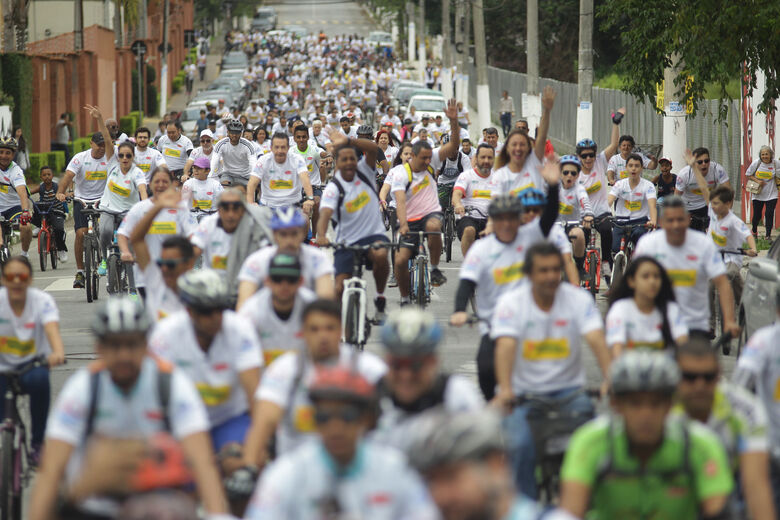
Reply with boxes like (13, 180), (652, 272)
(180, 104), (208, 140)
(368, 31), (393, 49)
(407, 95), (447, 121)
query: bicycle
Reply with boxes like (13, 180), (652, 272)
(35, 202), (65, 272)
(610, 219), (651, 290)
(326, 241), (396, 351)
(75, 198), (102, 303)
(0, 213), (20, 268)
(0, 356), (51, 520)
(441, 189), (456, 263)
(711, 249), (749, 354)
(105, 212), (135, 296)
(582, 222), (602, 297)
(403, 231), (441, 310)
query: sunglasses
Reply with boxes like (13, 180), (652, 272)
(156, 258), (187, 270)
(219, 201), (243, 211)
(562, 170), (579, 176)
(270, 274), (299, 284)
(117, 153), (133, 159)
(190, 306), (224, 316)
(388, 356), (430, 372)
(314, 406), (362, 425)
(681, 371), (718, 383)
(696, 159), (710, 165)
(200, 139), (212, 143)
(579, 152), (595, 159)
(3, 272), (30, 283)
(525, 206), (543, 213)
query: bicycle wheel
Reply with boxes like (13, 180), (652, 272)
(611, 253), (626, 291)
(0, 245), (9, 269)
(107, 256), (121, 295)
(91, 242), (100, 301)
(0, 428), (15, 520)
(737, 310), (747, 358)
(586, 252), (599, 296)
(50, 242), (58, 270)
(416, 257), (427, 309)
(712, 288), (723, 339)
(444, 213), (454, 263)
(37, 229), (48, 272)
(344, 293), (360, 346)
(409, 260), (418, 304)
(84, 239), (94, 303)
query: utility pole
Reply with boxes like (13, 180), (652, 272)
(473, 0), (490, 133)
(138, 0), (147, 38)
(526, 0), (540, 131)
(418, 0), (425, 81)
(407, 1), (415, 65)
(159, 0), (169, 117)
(575, 0), (593, 142)
(74, 0), (84, 51)
(662, 54), (687, 182)
(2, 0), (14, 52)
(453, 0), (462, 102)
(440, 0), (453, 98)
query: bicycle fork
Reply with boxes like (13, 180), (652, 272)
(342, 277), (368, 346)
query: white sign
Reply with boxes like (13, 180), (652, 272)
(668, 101), (685, 114)
(579, 101), (591, 110)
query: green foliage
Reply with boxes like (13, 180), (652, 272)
(172, 71), (184, 94)
(0, 54), (32, 143)
(47, 151), (66, 174)
(599, 0), (780, 118)
(119, 115), (136, 136)
(68, 137), (91, 157)
(27, 153), (46, 183)
(594, 73), (627, 90)
(147, 84), (159, 115)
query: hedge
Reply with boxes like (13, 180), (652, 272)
(27, 153), (46, 184)
(67, 137), (91, 157)
(47, 151), (66, 174)
(0, 54), (32, 144)
(119, 115), (136, 136)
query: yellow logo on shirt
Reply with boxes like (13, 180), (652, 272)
(193, 199), (212, 210)
(472, 189), (491, 199)
(263, 349), (287, 366)
(559, 202), (574, 215)
(269, 179), (294, 190)
(85, 170), (107, 181)
(411, 175), (431, 195)
(509, 183), (534, 197)
(774, 379), (780, 401)
(691, 187), (703, 196)
(522, 338), (570, 360)
(586, 181), (602, 195)
(108, 180), (131, 197)
(212, 255), (227, 270)
(0, 337), (35, 356)
(492, 262), (524, 285)
(0, 185), (8, 194)
(195, 383), (232, 406)
(668, 269), (697, 287)
(156, 309), (169, 321)
(756, 169), (773, 181)
(294, 405), (316, 432)
(627, 340), (665, 350)
(149, 221), (177, 234)
(163, 147), (181, 158)
(137, 162), (151, 173)
(624, 199), (642, 212)
(345, 191), (370, 213)
(619, 170), (628, 179)
(710, 230), (727, 247)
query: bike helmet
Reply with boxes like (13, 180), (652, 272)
(575, 138), (597, 155)
(92, 296), (150, 338)
(176, 269), (229, 311)
(407, 410), (505, 473)
(440, 134), (450, 144)
(517, 187), (546, 209)
(226, 119), (244, 133)
(356, 124), (373, 138)
(0, 136), (18, 152)
(610, 350), (680, 396)
(308, 366), (376, 406)
(380, 309), (442, 356)
(271, 206), (307, 230)
(559, 154), (582, 171)
(488, 194), (523, 218)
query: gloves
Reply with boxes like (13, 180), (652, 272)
(223, 466), (259, 500)
(20, 210), (30, 226)
(611, 112), (624, 125)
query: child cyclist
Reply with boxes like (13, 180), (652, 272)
(558, 155), (594, 276)
(181, 156), (223, 222)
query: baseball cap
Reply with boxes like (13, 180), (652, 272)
(200, 129), (214, 139)
(659, 157), (672, 164)
(251, 100), (258, 104)
(193, 156), (211, 169)
(268, 253), (302, 278)
(422, 113), (430, 119)
(91, 132), (105, 144)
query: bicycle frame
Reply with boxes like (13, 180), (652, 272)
(406, 231), (440, 307)
(341, 248), (370, 347)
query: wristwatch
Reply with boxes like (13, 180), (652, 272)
(305, 196), (315, 201)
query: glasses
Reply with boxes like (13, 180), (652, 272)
(314, 406), (362, 425)
(156, 258), (187, 270)
(3, 272), (30, 283)
(219, 201), (243, 212)
(200, 139), (212, 143)
(681, 371), (718, 383)
(190, 306), (224, 316)
(696, 159), (710, 165)
(269, 274), (299, 284)
(117, 153), (133, 159)
(579, 152), (595, 159)
(562, 170), (579, 176)
(388, 356), (429, 372)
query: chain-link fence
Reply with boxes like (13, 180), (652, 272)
(468, 63), (743, 199)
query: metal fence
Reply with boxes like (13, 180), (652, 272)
(468, 64), (743, 198)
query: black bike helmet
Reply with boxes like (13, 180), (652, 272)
(0, 136), (18, 152)
(488, 194), (523, 217)
(356, 124), (373, 139)
(226, 119), (244, 134)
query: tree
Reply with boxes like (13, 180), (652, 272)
(599, 0), (780, 117)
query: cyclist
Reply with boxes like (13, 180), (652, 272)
(238, 253), (315, 366)
(129, 189), (195, 322)
(237, 207), (335, 306)
(181, 156), (224, 217)
(651, 156), (677, 200)
(674, 338), (776, 520)
(0, 256), (65, 460)
(155, 120), (194, 182)
(634, 196), (739, 339)
(560, 350), (733, 519)
(238, 299), (386, 470)
(407, 410), (577, 520)
(317, 132), (389, 318)
(132, 126), (167, 184)
(674, 147), (730, 231)
(30, 165), (68, 263)
(30, 297), (230, 520)
(607, 152), (657, 255)
(433, 132), (470, 216)
(606, 134), (658, 184)
(58, 129), (109, 288)
(292, 124), (323, 233)
(183, 129), (215, 181)
(492, 241), (611, 496)
(606, 256), (689, 355)
(745, 145), (779, 239)
(0, 136), (31, 257)
(149, 269), (262, 468)
(210, 119), (255, 191)
(558, 155), (594, 276)
(493, 86), (555, 197)
(452, 143), (498, 256)
(243, 366), (438, 520)
(372, 309), (483, 450)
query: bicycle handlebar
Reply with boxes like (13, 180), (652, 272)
(323, 241), (398, 251)
(74, 198), (101, 208)
(719, 248), (749, 256)
(0, 355), (52, 377)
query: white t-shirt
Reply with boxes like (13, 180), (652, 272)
(606, 298), (688, 351)
(320, 162), (385, 244)
(607, 152), (651, 181)
(388, 163), (441, 221)
(149, 310), (263, 426)
(0, 288), (58, 370)
(98, 157), (146, 213)
(45, 358), (209, 516)
(190, 213), (233, 273)
(430, 149), (471, 186)
(558, 182), (593, 222)
(156, 134), (194, 170)
(133, 147), (167, 183)
(460, 222), (546, 334)
(251, 153), (308, 207)
(494, 154), (545, 197)
(634, 229), (727, 331)
(255, 346), (387, 454)
(491, 282), (603, 394)
(675, 162), (730, 211)
(610, 177), (656, 220)
(578, 151), (611, 216)
(0, 162), (26, 212)
(707, 207), (752, 265)
(188, 146), (214, 177)
(211, 137), (256, 180)
(452, 168), (499, 216)
(291, 145), (323, 186)
(142, 262), (183, 323)
(66, 150), (109, 200)
(745, 158), (780, 201)
(238, 244), (334, 292)
(238, 286), (316, 366)
(181, 177), (223, 212)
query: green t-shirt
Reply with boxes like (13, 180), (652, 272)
(561, 415), (733, 519)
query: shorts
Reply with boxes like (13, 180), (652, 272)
(456, 216), (487, 241)
(220, 173), (249, 187)
(0, 206), (24, 222)
(401, 212), (443, 251)
(73, 200), (91, 230)
(334, 234), (388, 275)
(210, 412), (251, 453)
(304, 186), (323, 198)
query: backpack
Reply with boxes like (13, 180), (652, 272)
(328, 164), (381, 228)
(437, 152), (464, 181)
(84, 358), (173, 439)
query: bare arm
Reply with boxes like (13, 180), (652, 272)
(740, 451), (776, 520)
(584, 329), (611, 384)
(713, 274), (738, 334)
(379, 182), (392, 203)
(246, 175), (260, 204)
(316, 207), (333, 246)
(43, 321), (65, 366)
(563, 255), (580, 285)
(394, 189), (408, 233)
(437, 99), (460, 161)
(236, 280), (259, 310)
(239, 368), (261, 416)
(560, 481), (591, 518)
(15, 185), (31, 212)
(534, 86), (556, 160)
(138, 184), (148, 200)
(242, 400), (285, 467)
(29, 439), (75, 520)
(648, 198), (658, 227)
(602, 107), (625, 158)
(493, 337), (517, 407)
(452, 189), (465, 215)
(180, 432), (230, 514)
(315, 274), (336, 300)
(56, 170), (75, 200)
(84, 105), (114, 161)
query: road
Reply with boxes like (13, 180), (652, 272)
(269, 0), (377, 37)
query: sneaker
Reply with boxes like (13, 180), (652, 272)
(73, 272), (85, 289)
(602, 262), (612, 277)
(97, 259), (107, 276)
(29, 445), (42, 468)
(430, 268), (447, 287)
(128, 292), (140, 302)
(388, 274), (398, 288)
(32, 228), (39, 238)
(20, 251), (28, 258)
(374, 296), (387, 323)
(58, 250), (68, 263)
(400, 299), (411, 308)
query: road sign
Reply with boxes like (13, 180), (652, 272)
(184, 29), (196, 48)
(130, 40), (147, 57)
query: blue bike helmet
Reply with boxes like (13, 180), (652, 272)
(271, 206), (307, 230)
(517, 188), (546, 210)
(560, 155), (582, 171)
(575, 138), (597, 155)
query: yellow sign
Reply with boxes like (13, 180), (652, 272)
(619, 170), (629, 179)
(269, 179), (294, 190)
(109, 180), (131, 197)
(624, 199), (642, 212)
(756, 169), (773, 181)
(193, 199), (212, 210)
(668, 269), (697, 287)
(0, 185), (8, 194)
(710, 230), (727, 247)
(559, 202), (574, 215)
(685, 76), (694, 115)
(85, 170), (107, 181)
(163, 147), (181, 158)
(656, 81), (665, 111)
(586, 181), (602, 195)
(195, 383), (231, 406)
(149, 221), (177, 235)
(263, 350), (287, 366)
(0, 337), (35, 356)
(492, 262), (524, 285)
(522, 338), (570, 361)
(345, 191), (370, 213)
(775, 378), (780, 401)
(137, 162), (151, 173)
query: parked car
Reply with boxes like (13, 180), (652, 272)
(737, 238), (779, 354)
(393, 87), (442, 114)
(220, 51), (248, 73)
(367, 31), (393, 49)
(252, 7), (277, 31)
(391, 81), (424, 99)
(283, 25), (308, 38)
(407, 95), (447, 122)
(180, 105), (207, 139)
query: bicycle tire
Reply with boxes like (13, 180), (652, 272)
(712, 288), (723, 340)
(611, 253), (626, 290)
(1, 427), (15, 520)
(409, 259), (417, 304)
(416, 256), (427, 309)
(344, 293), (360, 346)
(50, 243), (58, 270)
(91, 243), (100, 301)
(37, 229), (48, 272)
(84, 239), (94, 303)
(107, 256), (121, 295)
(444, 213), (454, 263)
(586, 252), (599, 296)
(737, 310), (747, 358)
(0, 245), (9, 269)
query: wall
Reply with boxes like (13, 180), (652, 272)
(28, 0), (115, 44)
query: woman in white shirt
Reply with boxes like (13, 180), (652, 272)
(606, 256), (688, 357)
(745, 145), (780, 239)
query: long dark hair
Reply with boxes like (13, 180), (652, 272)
(392, 142), (413, 167)
(608, 256), (678, 348)
(12, 125), (25, 153)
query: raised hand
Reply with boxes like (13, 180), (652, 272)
(541, 158), (562, 186)
(84, 104), (103, 121)
(541, 86), (556, 111)
(325, 126), (348, 147)
(444, 98), (458, 120)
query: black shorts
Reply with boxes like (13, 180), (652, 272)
(401, 212), (443, 250)
(456, 216), (487, 241)
(73, 200), (89, 230)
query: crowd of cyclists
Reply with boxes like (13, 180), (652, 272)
(0, 23), (775, 520)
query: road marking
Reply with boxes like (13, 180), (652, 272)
(44, 278), (80, 291)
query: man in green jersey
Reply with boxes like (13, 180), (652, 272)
(675, 338), (775, 520)
(560, 350), (733, 519)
